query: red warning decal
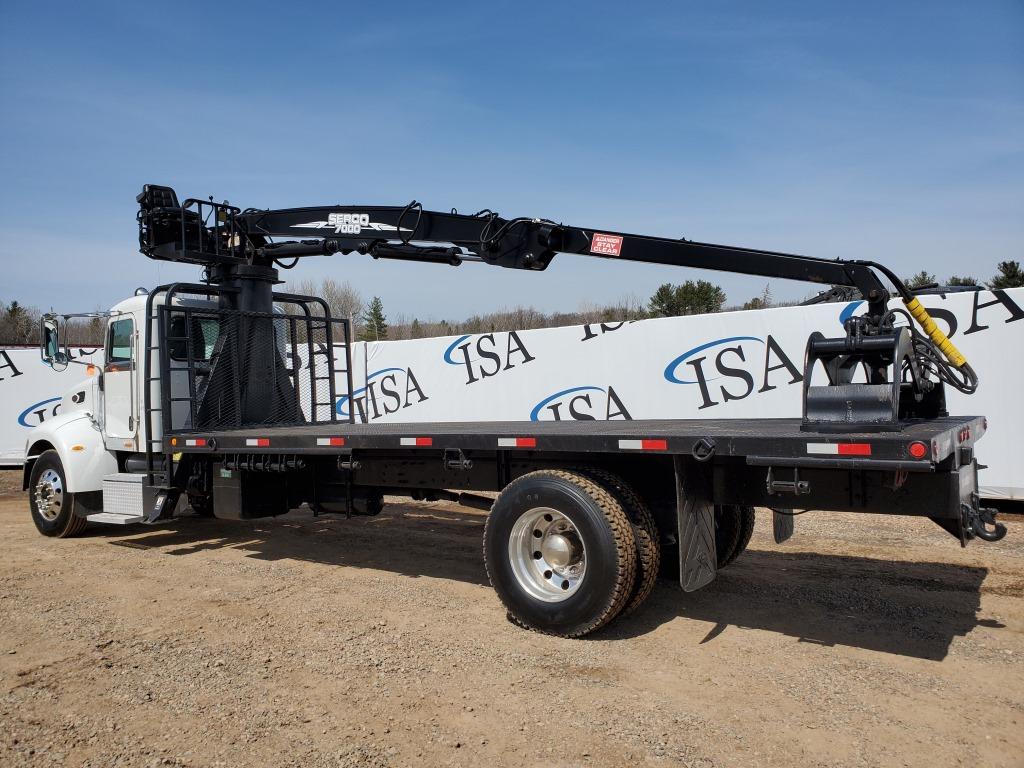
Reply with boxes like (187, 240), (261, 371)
(591, 233), (623, 256)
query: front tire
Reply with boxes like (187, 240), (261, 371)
(484, 470), (637, 637)
(28, 450), (89, 538)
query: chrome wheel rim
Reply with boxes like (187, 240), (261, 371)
(34, 468), (63, 521)
(508, 507), (586, 602)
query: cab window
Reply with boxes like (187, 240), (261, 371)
(106, 318), (134, 364)
(167, 314), (220, 362)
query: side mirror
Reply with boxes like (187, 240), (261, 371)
(41, 317), (68, 371)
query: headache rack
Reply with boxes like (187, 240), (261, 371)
(141, 284), (353, 488)
(157, 305), (353, 434)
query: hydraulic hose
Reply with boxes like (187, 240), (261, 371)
(903, 296), (968, 368)
(857, 260), (972, 373)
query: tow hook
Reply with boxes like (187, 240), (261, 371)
(964, 501), (1007, 542)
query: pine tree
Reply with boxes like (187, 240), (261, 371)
(989, 261), (1024, 289)
(904, 271), (936, 290)
(359, 296), (388, 341)
(409, 318), (422, 339)
(947, 276), (978, 287)
(742, 283), (773, 310)
(648, 281), (726, 317)
(648, 284), (679, 317)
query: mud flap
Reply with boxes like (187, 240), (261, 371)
(675, 456), (717, 592)
(773, 509), (794, 543)
(144, 485), (181, 524)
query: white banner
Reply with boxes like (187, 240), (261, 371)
(0, 346), (103, 466)
(2, 288), (1021, 499)
(347, 289), (1023, 500)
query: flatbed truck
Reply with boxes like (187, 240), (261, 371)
(23, 184), (1006, 637)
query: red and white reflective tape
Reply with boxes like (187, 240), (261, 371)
(246, 438), (271, 448)
(618, 439), (668, 451)
(185, 438), (206, 447)
(806, 442), (871, 456)
(316, 437), (346, 447)
(400, 437), (433, 447)
(497, 437), (536, 448)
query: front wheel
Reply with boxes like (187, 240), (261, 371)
(28, 450), (89, 538)
(484, 470), (637, 637)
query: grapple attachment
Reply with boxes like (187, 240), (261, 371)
(801, 319), (945, 432)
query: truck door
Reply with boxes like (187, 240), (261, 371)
(103, 316), (136, 446)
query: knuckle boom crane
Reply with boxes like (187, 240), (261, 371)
(139, 183), (977, 432)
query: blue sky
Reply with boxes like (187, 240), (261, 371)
(1, 1), (1021, 320)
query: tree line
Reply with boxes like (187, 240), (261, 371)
(295, 261), (1023, 342)
(0, 300), (106, 347)
(903, 262), (1024, 291)
(3, 261), (1021, 345)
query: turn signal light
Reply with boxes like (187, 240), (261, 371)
(909, 441), (928, 459)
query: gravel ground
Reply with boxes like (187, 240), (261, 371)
(1, 469), (1022, 767)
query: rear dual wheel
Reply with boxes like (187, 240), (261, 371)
(715, 505), (755, 569)
(484, 470), (656, 637)
(580, 469), (660, 616)
(660, 504), (756, 580)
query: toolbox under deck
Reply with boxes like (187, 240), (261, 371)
(167, 416), (984, 471)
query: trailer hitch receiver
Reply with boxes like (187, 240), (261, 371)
(766, 466), (810, 497)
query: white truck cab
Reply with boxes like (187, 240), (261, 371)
(24, 292), (216, 535)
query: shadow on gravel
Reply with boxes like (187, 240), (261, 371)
(99, 505), (492, 587)
(94, 507), (1001, 660)
(612, 550), (1000, 660)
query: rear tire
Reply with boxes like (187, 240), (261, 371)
(659, 503), (756, 579)
(734, 506), (755, 560)
(28, 450), (89, 538)
(718, 505), (755, 568)
(484, 470), (637, 637)
(714, 504), (743, 567)
(581, 469), (659, 616)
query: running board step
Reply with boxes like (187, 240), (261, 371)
(86, 512), (145, 525)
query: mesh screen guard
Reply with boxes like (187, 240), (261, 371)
(158, 305), (353, 433)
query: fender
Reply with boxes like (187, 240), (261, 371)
(23, 410), (116, 494)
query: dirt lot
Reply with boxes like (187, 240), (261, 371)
(1, 470), (1022, 768)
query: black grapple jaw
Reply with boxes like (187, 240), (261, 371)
(801, 315), (944, 433)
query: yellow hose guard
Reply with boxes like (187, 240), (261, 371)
(903, 296), (968, 368)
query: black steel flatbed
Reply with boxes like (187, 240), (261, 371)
(166, 415), (984, 472)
